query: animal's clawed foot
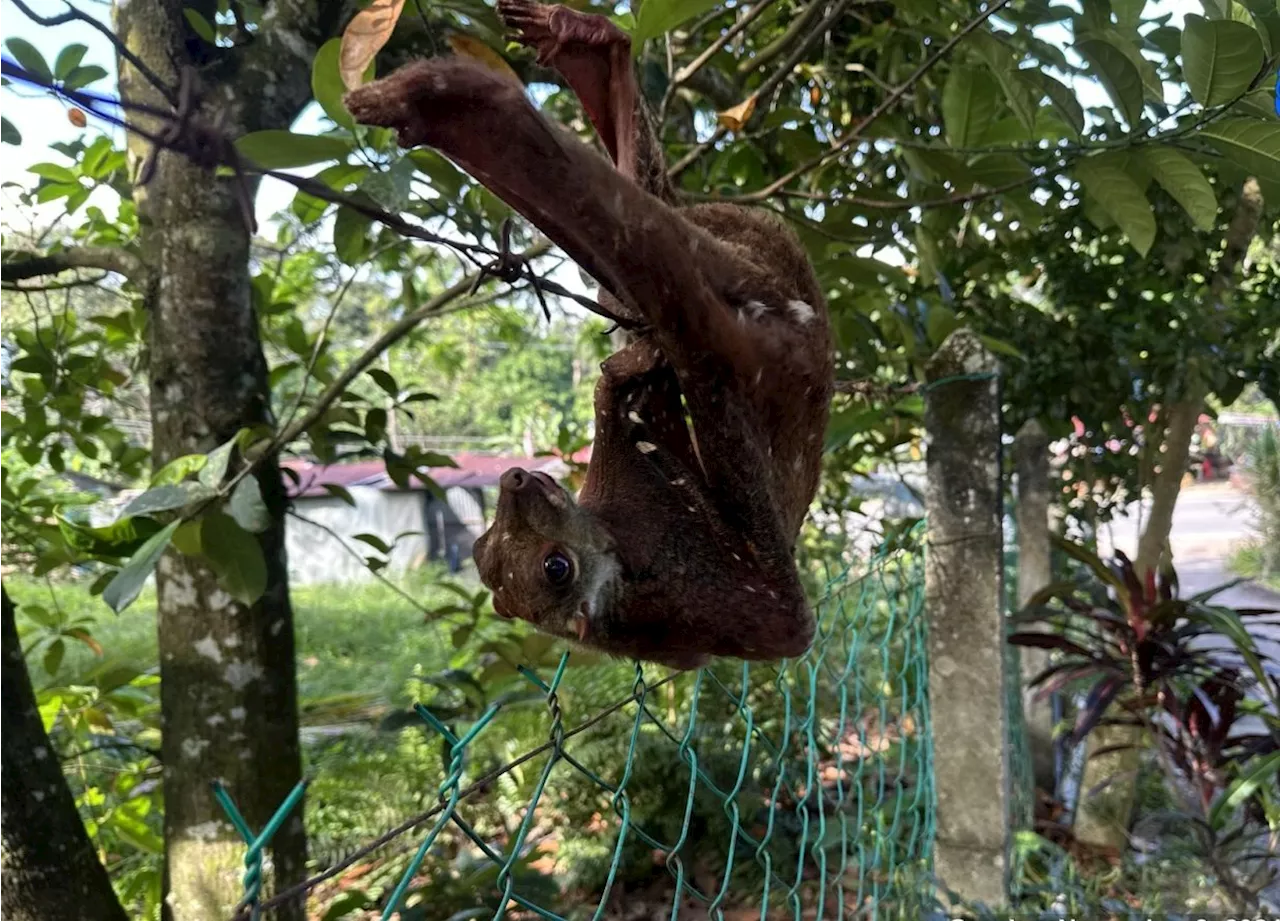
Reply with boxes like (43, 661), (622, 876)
(498, 0), (629, 64)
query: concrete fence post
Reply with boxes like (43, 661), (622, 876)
(1013, 420), (1057, 794)
(924, 329), (1011, 908)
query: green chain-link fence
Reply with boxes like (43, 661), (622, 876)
(224, 526), (939, 920)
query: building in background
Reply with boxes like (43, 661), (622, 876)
(282, 454), (569, 585)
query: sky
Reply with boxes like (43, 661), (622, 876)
(0, 0), (1199, 262)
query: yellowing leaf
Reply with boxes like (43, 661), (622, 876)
(340, 0), (406, 91)
(447, 34), (519, 83)
(717, 95), (757, 132)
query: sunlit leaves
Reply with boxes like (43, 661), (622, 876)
(632, 0), (721, 51)
(1182, 14), (1266, 108)
(1074, 154), (1156, 256)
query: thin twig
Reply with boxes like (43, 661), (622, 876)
(729, 0), (1015, 200)
(668, 0), (858, 179)
(8, 0), (179, 106)
(658, 0), (779, 123)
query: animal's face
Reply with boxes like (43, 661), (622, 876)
(473, 467), (618, 641)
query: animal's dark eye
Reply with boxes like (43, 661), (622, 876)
(542, 551), (574, 586)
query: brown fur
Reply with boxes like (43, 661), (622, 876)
(345, 1), (833, 670)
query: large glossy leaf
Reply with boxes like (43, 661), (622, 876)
(1076, 39), (1145, 128)
(234, 131), (353, 170)
(6, 38), (52, 82)
(1020, 71), (1085, 139)
(312, 38), (355, 129)
(942, 66), (1000, 147)
(1140, 147), (1218, 231)
(102, 520), (181, 613)
(1200, 117), (1280, 183)
(201, 511), (268, 607)
(228, 476), (271, 534)
(1181, 14), (1265, 108)
(1074, 154), (1156, 256)
(120, 482), (218, 519)
(632, 0), (721, 50)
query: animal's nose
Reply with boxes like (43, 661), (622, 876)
(500, 467), (530, 491)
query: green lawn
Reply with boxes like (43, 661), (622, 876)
(7, 568), (466, 707)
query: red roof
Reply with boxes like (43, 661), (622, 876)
(283, 453), (566, 498)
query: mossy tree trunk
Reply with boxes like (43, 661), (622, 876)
(111, 2), (346, 917)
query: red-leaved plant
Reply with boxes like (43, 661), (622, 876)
(1010, 538), (1279, 825)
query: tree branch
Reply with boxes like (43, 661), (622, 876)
(668, 0), (857, 179)
(727, 0), (1013, 201)
(1, 246), (145, 284)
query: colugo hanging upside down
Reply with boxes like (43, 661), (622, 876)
(345, 0), (833, 670)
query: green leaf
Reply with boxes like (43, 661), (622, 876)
(234, 131), (353, 170)
(44, 638), (66, 676)
(352, 532), (391, 554)
(1140, 147), (1218, 231)
(1021, 71), (1085, 139)
(53, 43), (88, 79)
(1209, 751), (1279, 828)
(631, 0), (721, 51)
(29, 162), (77, 183)
(333, 205), (373, 265)
(6, 38), (53, 82)
(312, 38), (354, 129)
(321, 484), (356, 506)
(102, 520), (181, 613)
(1199, 118), (1280, 184)
(63, 65), (108, 90)
(1181, 14), (1265, 107)
(361, 158), (415, 212)
(1074, 154), (1156, 256)
(171, 519), (203, 556)
(120, 483), (218, 519)
(152, 453), (208, 486)
(1, 117), (20, 146)
(228, 476), (271, 534)
(942, 66), (1000, 147)
(367, 368), (399, 396)
(198, 431), (246, 488)
(200, 512), (268, 606)
(1076, 39), (1145, 129)
(183, 8), (216, 43)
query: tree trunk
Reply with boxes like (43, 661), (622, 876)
(1013, 420), (1057, 795)
(112, 3), (344, 917)
(1, 587), (130, 921)
(1076, 178), (1265, 851)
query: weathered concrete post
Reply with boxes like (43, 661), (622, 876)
(924, 330), (1011, 908)
(1014, 420), (1057, 793)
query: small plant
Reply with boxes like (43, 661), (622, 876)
(1240, 424), (1280, 578)
(1010, 540), (1280, 910)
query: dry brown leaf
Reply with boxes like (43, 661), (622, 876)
(339, 0), (406, 91)
(716, 95), (757, 132)
(68, 107), (87, 128)
(447, 34), (519, 82)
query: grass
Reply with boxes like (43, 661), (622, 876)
(1229, 543), (1280, 594)
(7, 568), (466, 706)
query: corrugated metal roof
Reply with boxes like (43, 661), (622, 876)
(283, 453), (568, 498)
